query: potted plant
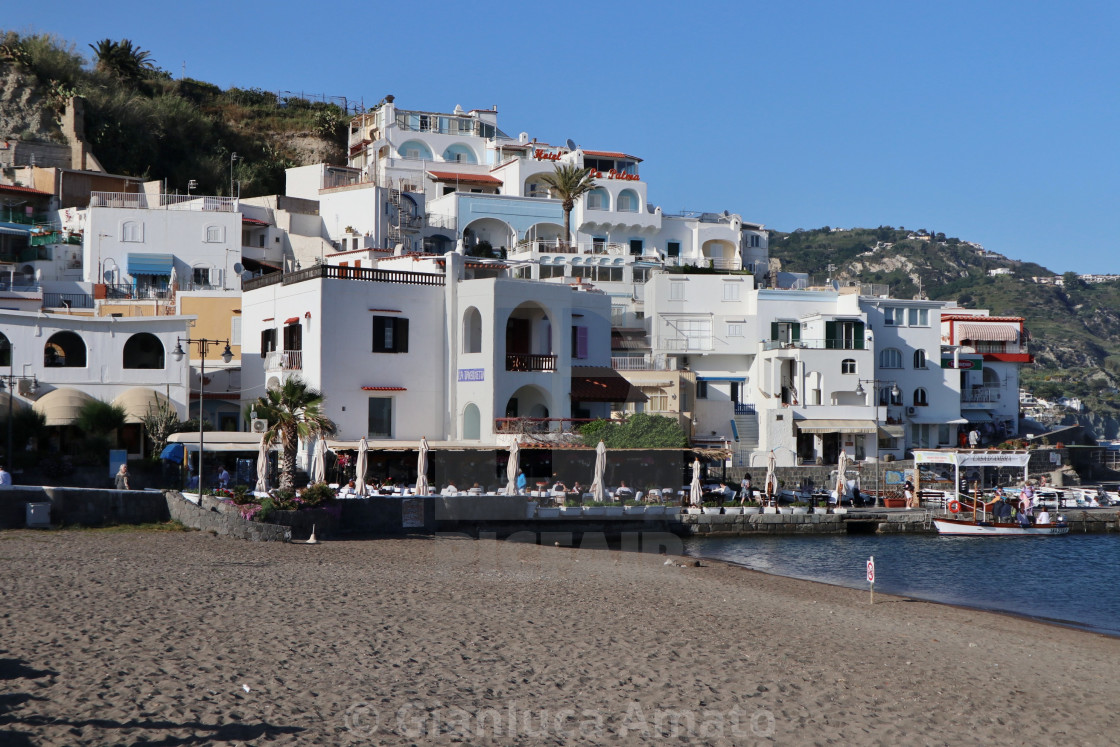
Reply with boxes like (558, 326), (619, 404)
(790, 501), (810, 515)
(623, 499), (646, 515)
(603, 502), (625, 517)
(722, 502), (743, 515)
(741, 500), (761, 515)
(537, 504), (561, 519)
(560, 498), (583, 517)
(702, 501), (722, 516)
(583, 501), (607, 516)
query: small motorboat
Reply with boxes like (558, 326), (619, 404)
(934, 515), (1069, 536)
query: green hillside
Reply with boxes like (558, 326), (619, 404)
(0, 31), (347, 196)
(770, 227), (1120, 420)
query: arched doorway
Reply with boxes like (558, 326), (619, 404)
(462, 403), (481, 440)
(702, 239), (738, 270)
(504, 301), (554, 372)
(122, 333), (165, 369)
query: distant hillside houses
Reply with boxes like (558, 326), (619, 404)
(1031, 273), (1120, 286)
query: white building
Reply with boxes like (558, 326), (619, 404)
(240, 254), (620, 457)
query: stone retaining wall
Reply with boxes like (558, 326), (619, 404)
(165, 493), (291, 542)
(676, 512), (848, 536)
(0, 486), (169, 528)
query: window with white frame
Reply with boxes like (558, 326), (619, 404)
(908, 308), (929, 326)
(879, 348), (902, 368)
(727, 322), (744, 337)
(121, 220), (143, 242)
(230, 316), (242, 345)
(841, 358), (856, 374)
(204, 225), (224, 243)
(722, 281), (740, 302)
(633, 267), (651, 283)
(879, 386), (903, 406)
(669, 280), (685, 300)
(913, 349), (927, 368)
(883, 307), (903, 326)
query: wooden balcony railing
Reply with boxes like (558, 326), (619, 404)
(505, 353), (556, 372)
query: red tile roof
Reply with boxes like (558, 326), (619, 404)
(427, 171), (503, 185)
(583, 150), (642, 162)
(241, 217), (269, 226)
(361, 386), (407, 391)
(0, 183), (52, 196)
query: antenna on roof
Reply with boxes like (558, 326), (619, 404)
(565, 138), (576, 151)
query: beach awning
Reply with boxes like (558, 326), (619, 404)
(909, 416), (969, 425)
(33, 387), (96, 425)
(956, 322), (1018, 342)
(127, 253), (174, 275)
(795, 419), (879, 434)
(112, 387), (174, 424)
(570, 366), (647, 403)
(167, 431), (268, 452)
(879, 424), (906, 438)
(427, 171), (503, 186)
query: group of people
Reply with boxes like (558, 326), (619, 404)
(986, 483), (1055, 525)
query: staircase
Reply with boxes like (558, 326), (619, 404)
(733, 405), (759, 467)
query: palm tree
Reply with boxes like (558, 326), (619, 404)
(89, 38), (155, 81)
(539, 164), (596, 245)
(250, 376), (336, 490)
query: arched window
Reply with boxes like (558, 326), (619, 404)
(462, 403), (481, 440)
(879, 386), (903, 406)
(204, 225), (224, 243)
(123, 333), (165, 369)
(879, 348), (902, 369)
(913, 349), (926, 368)
(913, 387), (928, 406)
(45, 331), (87, 368)
(617, 189), (639, 213)
(586, 187), (609, 211)
(841, 358), (856, 374)
(441, 143), (477, 164)
(397, 140), (434, 160)
(983, 368), (1000, 387)
(462, 307), (482, 353)
(121, 220), (143, 242)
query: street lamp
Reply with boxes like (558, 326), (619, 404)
(855, 379), (900, 507)
(230, 153), (240, 199)
(171, 337), (233, 497)
(0, 345), (38, 467)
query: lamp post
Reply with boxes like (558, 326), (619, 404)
(0, 346), (38, 466)
(171, 337), (233, 497)
(855, 378), (900, 507)
(230, 153), (240, 199)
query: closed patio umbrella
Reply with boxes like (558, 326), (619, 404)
(689, 458), (703, 506)
(355, 437), (368, 496)
(310, 436), (327, 484)
(505, 440), (520, 495)
(254, 433), (269, 494)
(765, 450), (777, 506)
(590, 440), (607, 503)
(415, 436), (430, 495)
(834, 450), (848, 508)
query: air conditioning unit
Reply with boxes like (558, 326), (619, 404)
(250, 418), (268, 434)
(907, 406), (916, 415)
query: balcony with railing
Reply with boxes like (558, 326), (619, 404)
(611, 354), (674, 371)
(761, 338), (866, 352)
(89, 192), (237, 212)
(659, 337), (713, 352)
(505, 353), (556, 372)
(242, 264), (445, 292)
(265, 350), (303, 371)
(961, 386), (1001, 405)
(494, 417), (607, 435)
(43, 292), (93, 309)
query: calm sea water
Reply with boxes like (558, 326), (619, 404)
(683, 534), (1120, 636)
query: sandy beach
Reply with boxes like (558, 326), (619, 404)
(1, 529), (1117, 745)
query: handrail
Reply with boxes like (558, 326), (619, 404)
(243, 264), (445, 292)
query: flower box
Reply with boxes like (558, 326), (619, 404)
(645, 505), (667, 516)
(762, 506), (778, 514)
(722, 506), (743, 515)
(883, 498), (907, 508)
(623, 505), (647, 515)
(686, 507), (702, 515)
(583, 506), (606, 516)
(742, 506), (761, 515)
(537, 507), (560, 519)
(792, 506), (810, 515)
(560, 506), (583, 517)
(603, 506), (625, 517)
(702, 507), (722, 515)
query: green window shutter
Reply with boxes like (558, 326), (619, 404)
(854, 322), (865, 350)
(791, 324), (801, 342)
(770, 322), (779, 341)
(825, 321), (836, 349)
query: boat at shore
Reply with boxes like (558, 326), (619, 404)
(933, 516), (1069, 536)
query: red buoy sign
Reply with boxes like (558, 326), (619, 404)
(867, 556), (875, 583)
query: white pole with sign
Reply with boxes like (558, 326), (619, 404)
(867, 556), (875, 604)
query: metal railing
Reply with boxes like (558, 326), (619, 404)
(494, 417), (603, 434)
(734, 402), (757, 414)
(512, 240), (633, 256)
(89, 192), (237, 212)
(611, 355), (672, 371)
(265, 350), (303, 371)
(242, 264), (445, 292)
(962, 387), (1001, 403)
(43, 292), (94, 309)
(661, 338), (714, 352)
(505, 353), (556, 372)
(762, 338), (867, 351)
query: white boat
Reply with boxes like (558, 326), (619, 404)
(934, 516), (1069, 536)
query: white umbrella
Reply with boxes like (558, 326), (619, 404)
(254, 433), (269, 494)
(310, 436), (327, 484)
(689, 458), (703, 506)
(415, 436), (430, 496)
(168, 265), (178, 291)
(590, 440), (607, 503)
(835, 450), (849, 506)
(355, 437), (369, 496)
(765, 450), (777, 506)
(505, 440), (520, 495)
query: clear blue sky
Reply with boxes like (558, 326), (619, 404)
(11, 1), (1119, 273)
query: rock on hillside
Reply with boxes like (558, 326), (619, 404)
(0, 64), (62, 141)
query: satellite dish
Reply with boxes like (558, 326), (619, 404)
(565, 138), (576, 151)
(241, 270), (253, 282)
(103, 269), (114, 283)
(233, 262), (243, 274)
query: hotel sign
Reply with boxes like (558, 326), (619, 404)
(588, 168), (640, 181)
(533, 149), (565, 161)
(941, 358), (982, 370)
(458, 368), (485, 382)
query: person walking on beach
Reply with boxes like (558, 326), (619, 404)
(115, 464), (131, 490)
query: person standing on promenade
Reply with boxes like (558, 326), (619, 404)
(903, 478), (916, 509)
(115, 464), (131, 490)
(0, 464), (11, 488)
(739, 474), (753, 505)
(516, 470), (527, 494)
(968, 428), (980, 448)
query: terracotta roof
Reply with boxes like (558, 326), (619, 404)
(361, 386), (407, 391)
(0, 183), (52, 196)
(283, 316), (300, 324)
(241, 217), (269, 226)
(582, 150), (642, 162)
(942, 315), (1024, 323)
(427, 171), (503, 185)
(570, 366), (647, 403)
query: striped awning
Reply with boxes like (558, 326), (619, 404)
(127, 253), (174, 275)
(112, 387), (174, 424)
(795, 419), (879, 434)
(33, 387), (96, 425)
(956, 322), (1018, 342)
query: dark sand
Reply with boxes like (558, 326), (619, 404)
(1, 529), (1117, 745)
